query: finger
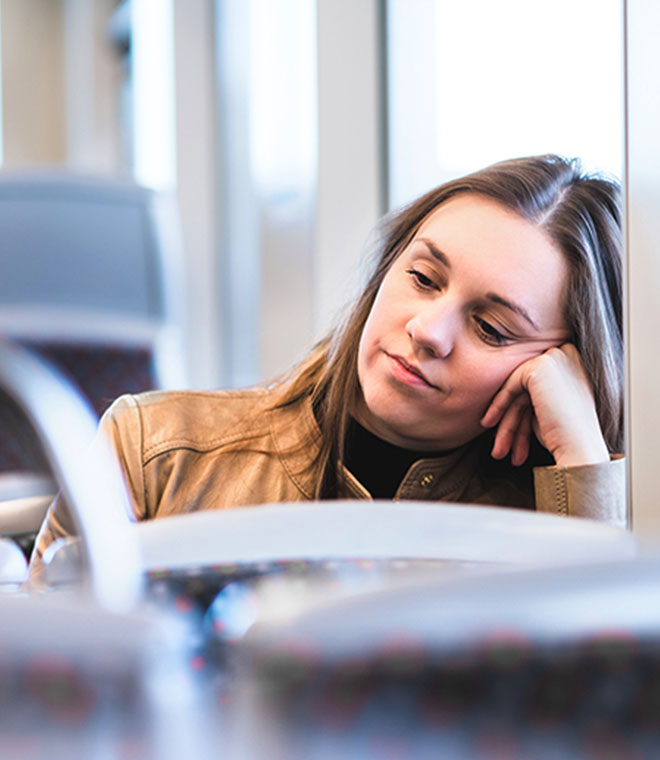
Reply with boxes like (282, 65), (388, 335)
(490, 394), (530, 460)
(511, 406), (533, 466)
(557, 342), (580, 362)
(480, 367), (526, 428)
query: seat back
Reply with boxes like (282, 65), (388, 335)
(0, 170), (185, 480)
(0, 593), (214, 759)
(230, 557), (660, 759)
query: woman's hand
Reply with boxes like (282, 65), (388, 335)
(480, 344), (609, 467)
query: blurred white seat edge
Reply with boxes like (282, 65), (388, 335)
(43, 500), (638, 594)
(0, 537), (27, 586)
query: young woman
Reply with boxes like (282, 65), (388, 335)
(29, 154), (625, 581)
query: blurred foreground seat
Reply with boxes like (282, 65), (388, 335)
(0, 171), (185, 545)
(0, 592), (215, 759)
(230, 556), (660, 760)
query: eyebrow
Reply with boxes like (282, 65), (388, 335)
(419, 238), (451, 268)
(486, 293), (538, 330)
(417, 238), (538, 330)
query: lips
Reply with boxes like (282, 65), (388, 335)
(386, 352), (441, 391)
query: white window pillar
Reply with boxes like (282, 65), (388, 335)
(172, 0), (223, 389)
(313, 0), (385, 335)
(215, 0), (385, 387)
(132, 0), (222, 389)
(624, 0), (660, 540)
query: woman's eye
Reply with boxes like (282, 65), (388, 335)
(474, 316), (509, 346)
(406, 268), (436, 290)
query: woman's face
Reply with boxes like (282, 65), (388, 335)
(355, 193), (570, 450)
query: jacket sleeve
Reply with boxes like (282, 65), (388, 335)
(533, 455), (627, 527)
(27, 394), (146, 587)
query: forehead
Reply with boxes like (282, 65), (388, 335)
(413, 193), (564, 268)
(416, 193), (545, 249)
(408, 193), (568, 326)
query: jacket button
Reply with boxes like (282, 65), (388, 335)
(420, 473), (435, 488)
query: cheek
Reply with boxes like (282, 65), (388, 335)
(461, 339), (562, 406)
(357, 310), (383, 392)
(357, 312), (376, 369)
(359, 295), (395, 362)
(459, 353), (530, 405)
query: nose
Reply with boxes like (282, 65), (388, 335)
(406, 299), (459, 359)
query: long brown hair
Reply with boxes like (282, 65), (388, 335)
(274, 155), (623, 498)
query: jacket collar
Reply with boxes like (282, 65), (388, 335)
(269, 393), (482, 502)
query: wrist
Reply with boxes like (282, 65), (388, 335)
(553, 440), (610, 467)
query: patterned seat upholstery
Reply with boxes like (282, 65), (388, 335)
(231, 559), (660, 759)
(21, 341), (155, 419)
(0, 342), (156, 475)
(0, 389), (50, 474)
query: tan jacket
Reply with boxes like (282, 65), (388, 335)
(29, 386), (626, 580)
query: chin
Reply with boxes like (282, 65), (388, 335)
(363, 392), (483, 449)
(398, 420), (483, 451)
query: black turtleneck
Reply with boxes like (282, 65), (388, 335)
(343, 418), (449, 499)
